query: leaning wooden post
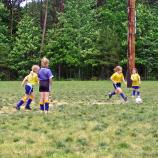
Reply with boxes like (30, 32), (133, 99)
(127, 0), (136, 87)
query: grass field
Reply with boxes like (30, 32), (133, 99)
(0, 81), (158, 158)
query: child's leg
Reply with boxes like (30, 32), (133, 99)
(109, 84), (118, 98)
(118, 88), (127, 101)
(136, 89), (140, 97)
(40, 92), (45, 111)
(109, 91), (116, 99)
(44, 92), (50, 112)
(25, 93), (34, 109)
(132, 88), (136, 97)
(16, 95), (28, 110)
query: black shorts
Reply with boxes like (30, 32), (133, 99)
(113, 83), (121, 89)
(39, 80), (50, 92)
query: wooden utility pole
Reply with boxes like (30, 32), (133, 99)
(127, 0), (136, 87)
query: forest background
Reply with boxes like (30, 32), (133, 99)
(0, 0), (158, 80)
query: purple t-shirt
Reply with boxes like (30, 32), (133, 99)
(38, 68), (53, 81)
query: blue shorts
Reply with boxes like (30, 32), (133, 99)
(25, 84), (33, 95)
(132, 86), (140, 89)
(113, 83), (121, 89)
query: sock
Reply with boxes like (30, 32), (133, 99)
(40, 105), (44, 111)
(111, 91), (116, 96)
(16, 95), (27, 109)
(120, 93), (126, 100)
(17, 100), (24, 109)
(40, 103), (44, 111)
(137, 91), (140, 96)
(25, 98), (32, 109)
(44, 100), (49, 111)
(132, 90), (136, 96)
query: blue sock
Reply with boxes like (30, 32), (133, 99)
(25, 98), (32, 109)
(120, 93), (126, 100)
(17, 100), (24, 109)
(45, 102), (49, 111)
(132, 90), (136, 96)
(111, 91), (116, 96)
(137, 91), (140, 96)
(40, 104), (44, 111)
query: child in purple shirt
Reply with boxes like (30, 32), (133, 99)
(38, 57), (53, 113)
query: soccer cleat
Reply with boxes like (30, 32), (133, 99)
(25, 107), (32, 110)
(124, 97), (128, 102)
(16, 106), (20, 110)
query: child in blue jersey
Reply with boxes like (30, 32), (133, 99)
(16, 65), (40, 110)
(108, 66), (128, 102)
(38, 57), (53, 113)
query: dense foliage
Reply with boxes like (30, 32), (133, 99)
(0, 0), (158, 80)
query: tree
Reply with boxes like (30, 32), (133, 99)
(3, 0), (25, 35)
(136, 3), (158, 79)
(0, 2), (11, 80)
(9, 15), (40, 77)
(45, 0), (96, 79)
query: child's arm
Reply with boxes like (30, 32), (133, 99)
(138, 75), (141, 84)
(21, 76), (28, 86)
(49, 78), (52, 91)
(131, 75), (134, 81)
(110, 76), (116, 84)
(110, 73), (117, 84)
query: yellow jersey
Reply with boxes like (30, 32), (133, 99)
(25, 72), (38, 85)
(131, 73), (140, 86)
(111, 72), (124, 83)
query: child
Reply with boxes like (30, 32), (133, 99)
(16, 65), (40, 110)
(38, 57), (53, 113)
(131, 68), (141, 97)
(108, 66), (128, 102)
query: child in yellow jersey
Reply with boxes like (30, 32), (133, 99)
(16, 65), (40, 110)
(131, 68), (141, 97)
(108, 66), (128, 102)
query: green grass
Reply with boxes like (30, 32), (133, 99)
(0, 81), (158, 158)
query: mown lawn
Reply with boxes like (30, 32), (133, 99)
(0, 81), (158, 158)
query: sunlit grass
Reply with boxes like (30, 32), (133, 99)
(0, 81), (158, 158)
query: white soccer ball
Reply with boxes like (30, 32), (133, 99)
(135, 96), (142, 104)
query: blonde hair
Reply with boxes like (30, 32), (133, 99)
(32, 65), (40, 72)
(114, 66), (122, 72)
(41, 57), (49, 68)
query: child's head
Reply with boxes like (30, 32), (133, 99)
(114, 66), (122, 74)
(32, 65), (40, 73)
(132, 68), (137, 74)
(41, 57), (49, 68)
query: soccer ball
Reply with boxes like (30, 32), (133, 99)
(135, 96), (142, 104)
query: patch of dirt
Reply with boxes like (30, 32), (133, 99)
(49, 100), (68, 107)
(0, 106), (17, 114)
(91, 99), (125, 105)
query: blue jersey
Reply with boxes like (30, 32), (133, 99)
(38, 68), (53, 81)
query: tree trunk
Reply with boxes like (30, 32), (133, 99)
(100, 65), (105, 80)
(40, 0), (44, 30)
(58, 64), (61, 80)
(40, 0), (48, 55)
(10, 7), (13, 36)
